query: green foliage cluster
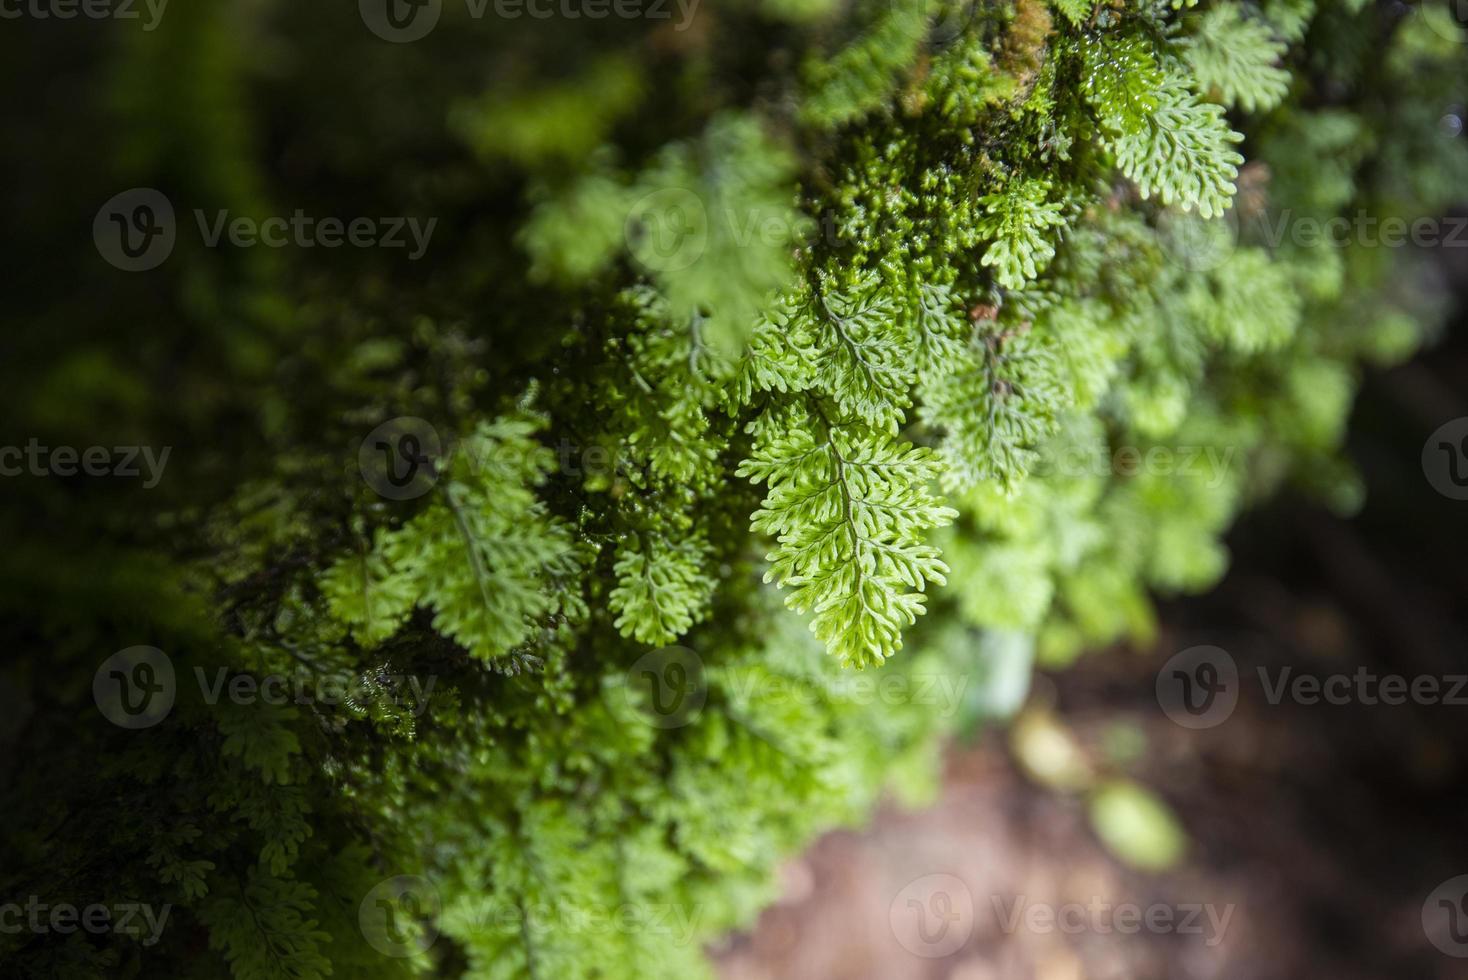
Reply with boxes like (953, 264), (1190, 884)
(2, 0), (1464, 977)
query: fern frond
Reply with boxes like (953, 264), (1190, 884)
(739, 413), (956, 668)
(609, 533), (716, 645)
(200, 871), (332, 980)
(910, 280), (969, 383)
(320, 526), (417, 648)
(802, 0), (932, 127)
(731, 294), (821, 408)
(809, 270), (913, 433)
(327, 416), (584, 662)
(919, 324), (1065, 492)
(1180, 6), (1291, 114)
(976, 178), (1068, 289)
(1085, 36), (1244, 217)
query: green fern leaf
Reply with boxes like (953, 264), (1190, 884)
(1181, 6), (1291, 114)
(976, 179), (1068, 289)
(609, 533), (716, 645)
(1085, 36), (1244, 217)
(374, 418), (583, 662)
(919, 324), (1065, 492)
(739, 413), (956, 668)
(809, 270), (913, 433)
(320, 527), (417, 648)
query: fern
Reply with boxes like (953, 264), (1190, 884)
(1084, 36), (1244, 217)
(628, 114), (807, 355)
(1180, 5), (1292, 114)
(609, 533), (716, 645)
(976, 178), (1069, 289)
(9, 2), (1467, 978)
(318, 526), (416, 648)
(807, 270), (913, 433)
(323, 416), (584, 661)
(802, 0), (932, 127)
(918, 320), (1065, 492)
(740, 413), (956, 668)
(216, 701), (302, 786)
(199, 871), (332, 980)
